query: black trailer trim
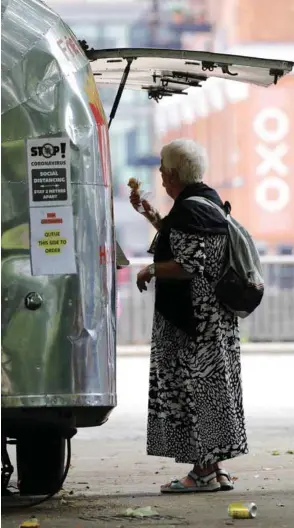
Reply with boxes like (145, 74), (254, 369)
(108, 58), (134, 129)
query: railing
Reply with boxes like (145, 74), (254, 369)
(117, 256), (294, 345)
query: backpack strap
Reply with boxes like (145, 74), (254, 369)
(185, 196), (228, 218)
(184, 196), (228, 284)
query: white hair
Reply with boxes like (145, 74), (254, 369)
(160, 139), (208, 184)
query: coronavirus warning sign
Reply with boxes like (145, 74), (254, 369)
(29, 206), (76, 275)
(27, 137), (72, 207)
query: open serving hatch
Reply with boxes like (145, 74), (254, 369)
(82, 46), (293, 267)
(84, 47), (294, 127)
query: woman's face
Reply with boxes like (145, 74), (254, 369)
(160, 160), (175, 198)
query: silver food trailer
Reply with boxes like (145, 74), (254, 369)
(1, 0), (293, 498)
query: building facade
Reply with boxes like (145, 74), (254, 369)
(155, 0), (294, 254)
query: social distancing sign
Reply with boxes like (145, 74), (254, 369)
(27, 137), (72, 207)
(29, 206), (76, 275)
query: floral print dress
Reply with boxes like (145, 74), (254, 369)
(147, 229), (248, 467)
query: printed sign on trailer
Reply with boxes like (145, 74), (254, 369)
(29, 206), (77, 276)
(27, 137), (72, 207)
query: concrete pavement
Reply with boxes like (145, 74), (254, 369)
(2, 354), (294, 527)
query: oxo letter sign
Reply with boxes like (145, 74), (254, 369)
(253, 107), (290, 213)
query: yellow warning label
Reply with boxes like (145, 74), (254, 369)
(38, 232), (67, 255)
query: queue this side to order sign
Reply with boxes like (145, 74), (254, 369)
(27, 137), (77, 275)
(29, 206), (77, 276)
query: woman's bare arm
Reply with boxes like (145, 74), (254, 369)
(153, 260), (193, 279)
(142, 206), (162, 231)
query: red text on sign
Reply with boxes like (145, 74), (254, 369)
(57, 36), (81, 61)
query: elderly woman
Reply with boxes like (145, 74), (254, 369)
(129, 139), (248, 493)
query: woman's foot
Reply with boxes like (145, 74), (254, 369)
(160, 470), (220, 494)
(214, 464), (234, 491)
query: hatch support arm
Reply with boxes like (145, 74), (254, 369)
(108, 58), (133, 129)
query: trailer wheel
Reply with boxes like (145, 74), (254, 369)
(16, 432), (65, 496)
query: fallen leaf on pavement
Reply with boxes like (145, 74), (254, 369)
(122, 506), (159, 518)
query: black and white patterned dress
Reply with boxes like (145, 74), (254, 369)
(147, 229), (248, 467)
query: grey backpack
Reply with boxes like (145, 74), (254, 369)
(186, 197), (264, 318)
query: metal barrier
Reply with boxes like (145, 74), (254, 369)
(117, 255), (294, 345)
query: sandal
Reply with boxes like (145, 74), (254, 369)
(216, 469), (234, 491)
(160, 470), (221, 494)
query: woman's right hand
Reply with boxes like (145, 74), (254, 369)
(129, 189), (143, 212)
(129, 191), (161, 229)
(129, 190), (153, 215)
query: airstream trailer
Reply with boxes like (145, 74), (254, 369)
(1, 0), (293, 498)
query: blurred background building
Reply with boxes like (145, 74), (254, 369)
(48, 0), (294, 258)
(47, 0), (214, 257)
(47, 0), (294, 343)
(154, 0), (294, 258)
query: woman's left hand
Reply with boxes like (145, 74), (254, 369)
(137, 266), (152, 292)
